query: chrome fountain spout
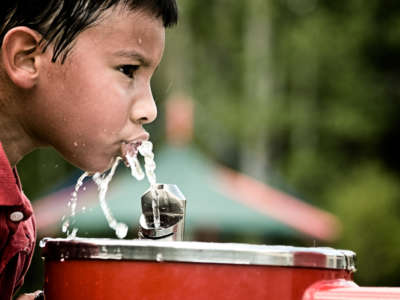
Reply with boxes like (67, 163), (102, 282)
(139, 184), (186, 241)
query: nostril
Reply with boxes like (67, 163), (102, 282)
(138, 116), (149, 124)
(131, 109), (154, 125)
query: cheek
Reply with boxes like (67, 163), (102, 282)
(42, 55), (133, 143)
(89, 86), (132, 131)
(94, 105), (131, 135)
(64, 70), (130, 129)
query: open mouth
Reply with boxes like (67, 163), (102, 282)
(121, 141), (142, 167)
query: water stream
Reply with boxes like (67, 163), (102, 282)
(127, 141), (160, 229)
(92, 157), (128, 239)
(138, 141), (160, 229)
(63, 140), (160, 239)
(62, 172), (89, 238)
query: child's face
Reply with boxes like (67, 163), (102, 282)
(29, 7), (165, 172)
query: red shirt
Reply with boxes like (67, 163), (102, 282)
(0, 144), (36, 300)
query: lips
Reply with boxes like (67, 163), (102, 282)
(120, 131), (150, 166)
(121, 141), (141, 166)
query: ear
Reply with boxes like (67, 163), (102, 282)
(1, 26), (43, 89)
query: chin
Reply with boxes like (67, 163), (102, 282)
(69, 156), (117, 175)
(89, 161), (116, 174)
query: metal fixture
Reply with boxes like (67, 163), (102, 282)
(138, 184), (186, 241)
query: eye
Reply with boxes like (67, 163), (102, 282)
(118, 65), (140, 79)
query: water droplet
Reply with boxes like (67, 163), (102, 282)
(62, 220), (69, 233)
(115, 223), (128, 239)
(156, 253), (163, 262)
(67, 227), (78, 239)
(39, 239), (46, 248)
(73, 141), (78, 147)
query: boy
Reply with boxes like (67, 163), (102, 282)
(0, 1), (178, 299)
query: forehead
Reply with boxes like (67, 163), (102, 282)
(71, 6), (165, 65)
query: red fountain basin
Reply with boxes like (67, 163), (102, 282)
(40, 238), (356, 300)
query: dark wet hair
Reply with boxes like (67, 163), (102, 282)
(0, 0), (178, 63)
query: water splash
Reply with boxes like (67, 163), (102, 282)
(71, 172), (89, 217)
(125, 154), (145, 180)
(62, 140), (160, 239)
(92, 157), (128, 239)
(138, 141), (157, 187)
(62, 156), (129, 239)
(138, 141), (160, 228)
(125, 140), (160, 228)
(62, 172), (89, 238)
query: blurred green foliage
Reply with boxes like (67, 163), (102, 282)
(159, 0), (400, 285)
(327, 162), (400, 285)
(19, 0), (400, 288)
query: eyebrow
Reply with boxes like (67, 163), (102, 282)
(113, 50), (150, 66)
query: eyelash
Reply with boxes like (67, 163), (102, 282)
(118, 65), (140, 79)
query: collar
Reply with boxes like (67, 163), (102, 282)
(0, 143), (32, 220)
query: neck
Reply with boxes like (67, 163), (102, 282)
(0, 91), (37, 167)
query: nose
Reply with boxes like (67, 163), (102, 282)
(130, 84), (157, 125)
